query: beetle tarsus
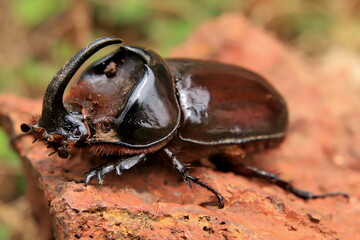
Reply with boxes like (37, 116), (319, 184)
(164, 148), (225, 209)
(238, 165), (349, 200)
(84, 171), (96, 186)
(285, 187), (349, 200)
(83, 154), (146, 186)
(184, 174), (225, 209)
(97, 171), (104, 185)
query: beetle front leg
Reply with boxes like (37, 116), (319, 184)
(83, 153), (146, 186)
(163, 148), (225, 209)
(235, 165), (349, 200)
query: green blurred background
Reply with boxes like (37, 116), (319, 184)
(0, 0), (359, 239)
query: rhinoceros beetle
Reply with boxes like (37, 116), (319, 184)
(21, 37), (348, 208)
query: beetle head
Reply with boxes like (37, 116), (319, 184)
(21, 37), (123, 158)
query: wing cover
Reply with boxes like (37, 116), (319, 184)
(167, 59), (288, 145)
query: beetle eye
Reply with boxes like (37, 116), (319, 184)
(20, 123), (31, 132)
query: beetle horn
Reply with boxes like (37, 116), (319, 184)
(38, 37), (122, 131)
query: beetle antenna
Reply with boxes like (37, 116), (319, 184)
(38, 37), (122, 131)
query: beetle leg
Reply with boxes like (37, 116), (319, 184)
(236, 165), (349, 200)
(163, 148), (191, 187)
(84, 154), (146, 186)
(114, 154), (146, 175)
(163, 148), (225, 209)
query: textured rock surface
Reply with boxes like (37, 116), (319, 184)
(1, 14), (360, 240)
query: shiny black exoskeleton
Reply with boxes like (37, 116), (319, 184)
(21, 37), (348, 208)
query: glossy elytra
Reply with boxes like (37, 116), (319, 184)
(21, 37), (348, 208)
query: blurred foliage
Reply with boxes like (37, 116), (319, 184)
(10, 0), (66, 27)
(0, 0), (359, 239)
(0, 129), (20, 167)
(0, 225), (11, 240)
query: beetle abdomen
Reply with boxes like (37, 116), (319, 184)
(167, 59), (288, 145)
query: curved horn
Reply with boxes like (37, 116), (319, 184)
(38, 37), (122, 130)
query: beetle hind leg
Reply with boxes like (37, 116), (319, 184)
(164, 148), (225, 209)
(83, 154), (146, 186)
(235, 164), (349, 200)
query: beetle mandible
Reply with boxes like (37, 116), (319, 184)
(21, 37), (347, 208)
